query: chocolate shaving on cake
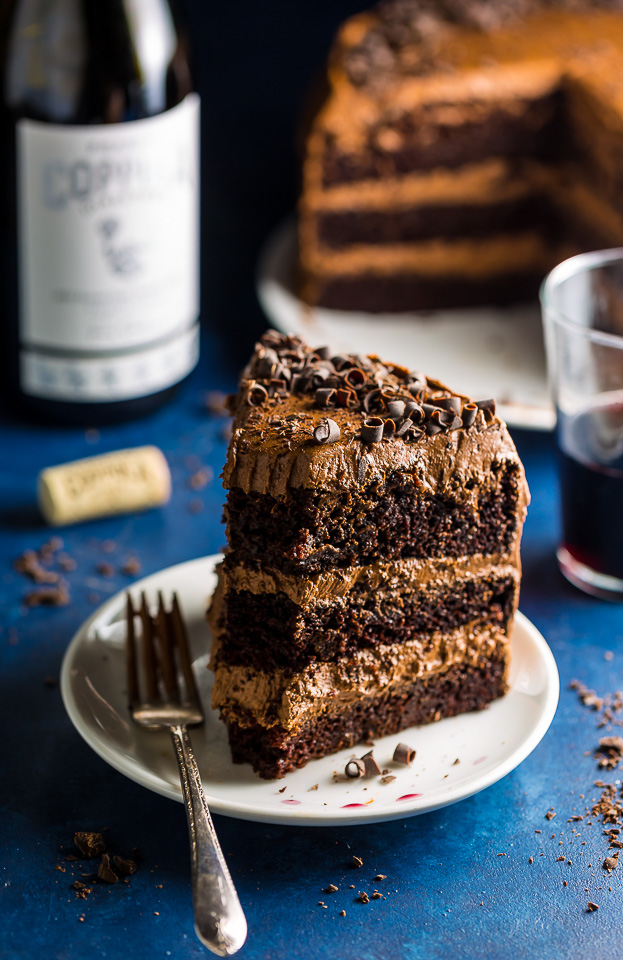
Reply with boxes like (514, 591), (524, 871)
(243, 332), (496, 443)
(362, 417), (384, 443)
(313, 418), (341, 445)
(462, 403), (478, 428)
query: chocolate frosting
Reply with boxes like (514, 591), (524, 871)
(219, 554), (520, 608)
(210, 589), (509, 733)
(222, 335), (530, 512)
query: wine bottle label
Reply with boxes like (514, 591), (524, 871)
(16, 94), (200, 401)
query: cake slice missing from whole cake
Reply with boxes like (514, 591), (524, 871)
(208, 331), (529, 779)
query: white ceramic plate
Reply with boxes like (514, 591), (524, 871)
(61, 554), (559, 826)
(256, 220), (555, 431)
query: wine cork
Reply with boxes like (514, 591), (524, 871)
(38, 446), (172, 526)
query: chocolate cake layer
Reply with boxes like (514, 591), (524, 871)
(315, 194), (552, 248)
(308, 268), (547, 311)
(321, 93), (560, 187)
(224, 654), (507, 779)
(217, 574), (516, 671)
(225, 462), (522, 576)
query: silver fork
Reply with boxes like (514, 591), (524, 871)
(126, 591), (247, 956)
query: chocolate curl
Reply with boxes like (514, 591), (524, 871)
(344, 758), (366, 779)
(476, 398), (496, 421)
(332, 355), (354, 372)
(447, 415), (464, 431)
(315, 387), (336, 408)
(335, 387), (357, 408)
(395, 418), (413, 437)
(267, 378), (287, 397)
(404, 401), (423, 424)
(383, 418), (396, 438)
(435, 396), (462, 416)
(247, 382), (268, 407)
(315, 345), (331, 360)
(426, 421), (443, 436)
(344, 367), (366, 388)
(421, 403), (437, 420)
(255, 356), (277, 379)
(361, 751), (381, 778)
(361, 417), (384, 443)
(462, 402), (478, 428)
(408, 383), (426, 400)
(313, 418), (340, 445)
(431, 408), (454, 429)
(363, 388), (382, 414)
(386, 399), (405, 420)
(393, 742), (416, 765)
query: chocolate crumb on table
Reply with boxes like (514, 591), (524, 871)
(121, 557), (142, 577)
(24, 583), (70, 607)
(352, 856), (363, 868)
(74, 832), (106, 858)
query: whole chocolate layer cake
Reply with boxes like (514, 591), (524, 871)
(299, 0), (623, 311)
(208, 331), (529, 779)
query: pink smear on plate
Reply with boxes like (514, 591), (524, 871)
(281, 799), (301, 805)
(473, 756), (487, 765)
(342, 799), (375, 808)
(397, 793), (422, 801)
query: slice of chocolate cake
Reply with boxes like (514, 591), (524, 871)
(208, 330), (529, 779)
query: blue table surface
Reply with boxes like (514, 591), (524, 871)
(2, 329), (623, 960)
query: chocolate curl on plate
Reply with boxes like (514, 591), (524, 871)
(462, 402), (478, 428)
(315, 387), (336, 408)
(313, 418), (340, 445)
(476, 398), (496, 421)
(361, 751), (381, 778)
(345, 758), (366, 779)
(247, 382), (268, 407)
(393, 742), (416, 765)
(361, 417), (384, 443)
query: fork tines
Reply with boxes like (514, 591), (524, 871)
(125, 591), (201, 718)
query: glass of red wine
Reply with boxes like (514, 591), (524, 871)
(542, 249), (623, 600)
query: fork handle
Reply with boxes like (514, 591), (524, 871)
(171, 725), (247, 956)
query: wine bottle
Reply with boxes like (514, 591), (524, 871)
(0, 0), (200, 425)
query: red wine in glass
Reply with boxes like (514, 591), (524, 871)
(558, 399), (623, 583)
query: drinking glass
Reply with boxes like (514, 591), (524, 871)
(541, 249), (623, 600)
